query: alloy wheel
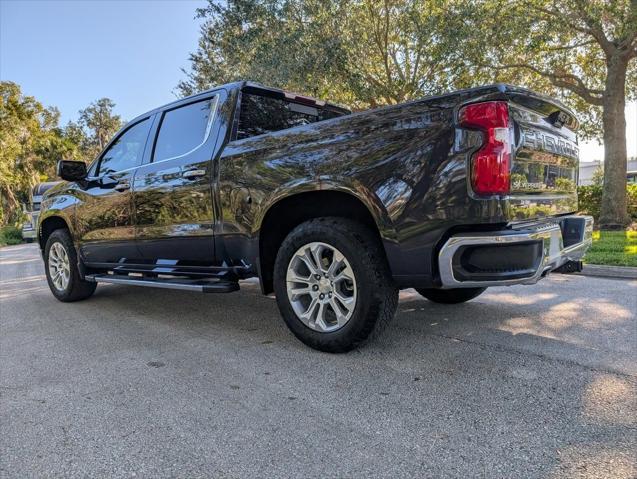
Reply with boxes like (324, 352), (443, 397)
(48, 242), (70, 291)
(286, 241), (357, 332)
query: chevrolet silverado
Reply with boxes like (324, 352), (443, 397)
(39, 82), (593, 352)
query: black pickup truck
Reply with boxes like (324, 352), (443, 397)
(39, 81), (592, 352)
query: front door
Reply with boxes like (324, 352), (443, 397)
(133, 92), (224, 264)
(76, 116), (153, 264)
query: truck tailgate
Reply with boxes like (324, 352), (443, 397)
(507, 94), (579, 221)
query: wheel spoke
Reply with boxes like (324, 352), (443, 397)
(299, 249), (320, 275)
(326, 250), (344, 277)
(313, 302), (328, 331)
(333, 290), (355, 308)
(287, 271), (311, 284)
(309, 243), (325, 273)
(288, 285), (311, 301)
(329, 298), (349, 326)
(300, 297), (319, 321)
(332, 266), (354, 283)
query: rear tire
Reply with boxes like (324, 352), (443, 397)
(273, 217), (398, 353)
(415, 287), (486, 304)
(44, 229), (97, 302)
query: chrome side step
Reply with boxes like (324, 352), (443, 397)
(85, 274), (240, 293)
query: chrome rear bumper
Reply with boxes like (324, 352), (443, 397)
(438, 215), (593, 288)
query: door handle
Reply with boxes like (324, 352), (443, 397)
(182, 169), (206, 180)
(114, 182), (130, 192)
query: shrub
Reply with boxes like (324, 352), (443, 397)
(577, 184), (637, 223)
(0, 225), (23, 246)
(629, 184), (637, 220)
(577, 185), (603, 219)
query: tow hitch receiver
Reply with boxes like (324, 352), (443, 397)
(554, 260), (583, 274)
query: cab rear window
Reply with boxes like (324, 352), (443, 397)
(237, 93), (343, 140)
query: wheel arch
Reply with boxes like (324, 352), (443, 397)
(256, 184), (397, 294)
(38, 215), (72, 252)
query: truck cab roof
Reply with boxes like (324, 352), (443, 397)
(129, 80), (350, 126)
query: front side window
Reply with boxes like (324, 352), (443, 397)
(97, 118), (151, 175)
(153, 97), (218, 162)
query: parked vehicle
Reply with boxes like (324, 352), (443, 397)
(38, 82), (592, 352)
(21, 182), (60, 242)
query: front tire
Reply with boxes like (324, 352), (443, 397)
(273, 217), (398, 353)
(44, 229), (97, 302)
(415, 287), (486, 304)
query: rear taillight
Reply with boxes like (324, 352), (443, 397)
(458, 101), (512, 195)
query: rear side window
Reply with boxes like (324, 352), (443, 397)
(237, 93), (343, 140)
(153, 97), (218, 162)
(97, 118), (151, 175)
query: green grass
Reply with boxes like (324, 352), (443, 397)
(584, 230), (637, 267)
(0, 225), (23, 247)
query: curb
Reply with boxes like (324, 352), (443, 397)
(576, 264), (637, 280)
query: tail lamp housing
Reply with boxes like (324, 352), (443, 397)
(458, 101), (512, 196)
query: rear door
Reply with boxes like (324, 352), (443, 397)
(76, 117), (153, 264)
(133, 90), (225, 263)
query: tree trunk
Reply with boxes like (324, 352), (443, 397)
(1, 184), (20, 226)
(599, 54), (629, 229)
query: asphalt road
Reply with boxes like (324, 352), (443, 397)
(1, 244), (636, 478)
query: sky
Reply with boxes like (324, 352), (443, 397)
(1, 0), (635, 163)
(0, 0), (207, 124)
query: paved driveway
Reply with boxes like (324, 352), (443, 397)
(1, 244), (635, 478)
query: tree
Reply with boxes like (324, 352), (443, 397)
(178, 0), (464, 109)
(0, 81), (122, 225)
(592, 164), (605, 186)
(0, 82), (76, 225)
(450, 0), (636, 228)
(78, 98), (122, 160)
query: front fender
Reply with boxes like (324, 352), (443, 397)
(37, 187), (79, 247)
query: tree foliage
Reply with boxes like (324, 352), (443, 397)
(178, 0), (465, 108)
(451, 0), (636, 138)
(180, 0), (634, 128)
(0, 82), (122, 225)
(0, 82), (76, 224)
(76, 98), (123, 160)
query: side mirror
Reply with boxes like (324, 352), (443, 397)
(57, 160), (87, 182)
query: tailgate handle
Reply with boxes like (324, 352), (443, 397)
(182, 169), (206, 180)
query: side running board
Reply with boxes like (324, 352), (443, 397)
(85, 274), (240, 293)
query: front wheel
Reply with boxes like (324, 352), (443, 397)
(273, 217), (398, 353)
(44, 229), (97, 302)
(415, 287), (486, 304)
